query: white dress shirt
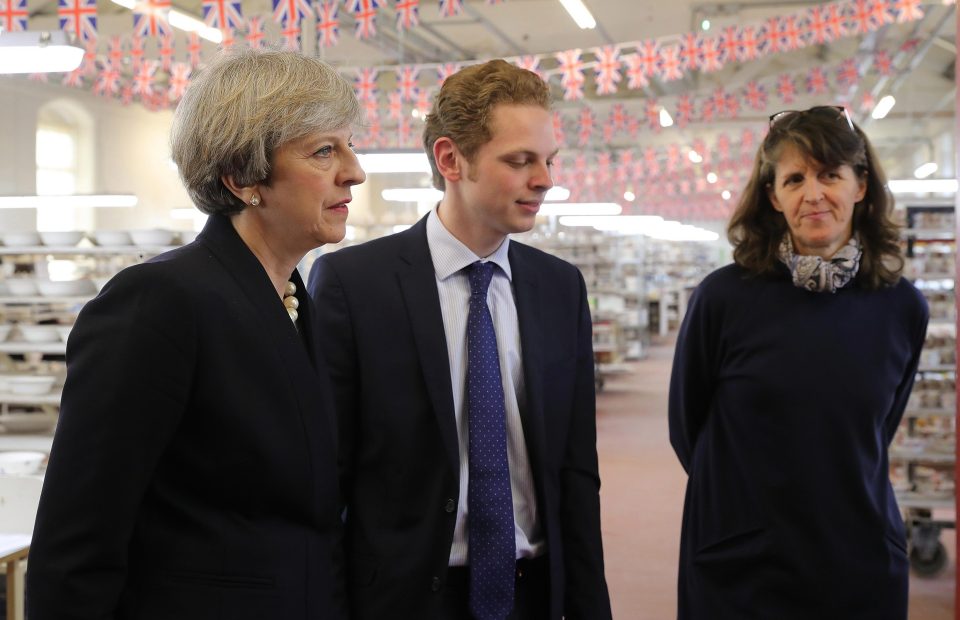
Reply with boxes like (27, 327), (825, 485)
(426, 208), (544, 566)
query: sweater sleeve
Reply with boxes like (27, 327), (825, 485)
(883, 288), (930, 444)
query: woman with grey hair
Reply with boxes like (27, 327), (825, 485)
(27, 47), (365, 619)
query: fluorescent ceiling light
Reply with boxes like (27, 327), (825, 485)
(545, 186), (570, 201)
(111, 0), (136, 8)
(539, 203), (622, 217)
(701, 19), (711, 31)
(706, 172), (718, 184)
(623, 191), (635, 201)
(0, 194), (138, 208)
(0, 30), (84, 74)
(721, 190), (732, 200)
(558, 0), (597, 29)
(688, 150), (703, 164)
(888, 179), (958, 194)
(381, 187), (443, 203)
(168, 9), (223, 43)
(357, 152), (431, 174)
(560, 215), (663, 228)
(659, 108), (674, 128)
(559, 214), (720, 242)
(914, 162), (938, 179)
(871, 95), (896, 120)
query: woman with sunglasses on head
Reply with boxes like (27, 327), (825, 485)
(669, 105), (927, 619)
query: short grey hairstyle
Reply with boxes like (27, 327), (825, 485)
(171, 47), (363, 215)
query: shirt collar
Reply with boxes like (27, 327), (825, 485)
(426, 207), (512, 282)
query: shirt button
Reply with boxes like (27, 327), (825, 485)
(444, 499), (456, 513)
(431, 576), (441, 591)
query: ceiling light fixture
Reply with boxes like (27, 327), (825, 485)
(913, 162), (938, 179)
(357, 152), (432, 174)
(381, 187), (443, 203)
(558, 0), (597, 29)
(0, 30), (84, 74)
(545, 186), (571, 201)
(0, 194), (138, 209)
(539, 203), (622, 217)
(623, 190), (636, 201)
(109, 0), (222, 42)
(659, 108), (674, 128)
(706, 172), (718, 184)
(559, 215), (720, 241)
(871, 95), (896, 120)
(888, 179), (957, 194)
(688, 150), (703, 164)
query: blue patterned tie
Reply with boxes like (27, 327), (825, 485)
(466, 261), (516, 620)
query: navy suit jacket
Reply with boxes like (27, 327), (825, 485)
(27, 214), (346, 620)
(308, 215), (612, 620)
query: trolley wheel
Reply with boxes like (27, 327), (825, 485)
(910, 541), (948, 577)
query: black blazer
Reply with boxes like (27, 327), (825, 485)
(27, 214), (346, 620)
(308, 215), (612, 620)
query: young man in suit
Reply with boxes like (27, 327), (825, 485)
(308, 59), (612, 620)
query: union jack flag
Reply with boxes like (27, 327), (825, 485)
(595, 153), (611, 186)
(0, 0), (28, 32)
(398, 116), (414, 147)
(616, 150), (633, 183)
(128, 34), (145, 68)
(395, 0), (418, 30)
(725, 93), (740, 119)
(316, 1), (339, 47)
(415, 88), (432, 117)
(716, 133), (731, 160)
(280, 20), (301, 50)
(121, 83), (134, 105)
(62, 68), (86, 87)
(699, 37), (722, 72)
(805, 66), (828, 94)
(168, 62), (191, 101)
(347, 0), (378, 39)
(869, 0), (893, 27)
(59, 0), (98, 42)
(577, 106), (594, 146)
(775, 73), (796, 104)
(700, 98), (715, 123)
(396, 65), (419, 102)
(675, 93), (694, 127)
(555, 49), (584, 101)
(658, 45), (683, 82)
(780, 15), (803, 51)
(626, 113), (639, 140)
(736, 25), (760, 61)
(273, 0), (311, 25)
(859, 92), (875, 113)
(872, 49), (893, 75)
(717, 26), (738, 65)
(203, 0), (243, 30)
(95, 66), (121, 96)
(514, 55), (541, 78)
(220, 27), (236, 49)
(438, 0), (461, 17)
(186, 32), (201, 67)
(609, 103), (628, 131)
(848, 0), (880, 34)
(593, 46), (621, 95)
(81, 40), (97, 75)
(894, 0), (923, 23)
(133, 60), (159, 98)
(634, 40), (660, 79)
(245, 15), (265, 48)
(743, 80), (767, 110)
(836, 58), (859, 87)
(436, 63), (458, 86)
(623, 54), (648, 90)
(158, 33), (174, 70)
(645, 99), (661, 132)
(678, 33), (701, 72)
(355, 68), (378, 100)
(387, 91), (403, 120)
(362, 96), (378, 121)
(552, 111), (566, 147)
(760, 16), (785, 55)
(643, 147), (659, 177)
(806, 2), (845, 43)
(107, 35), (123, 69)
(133, 0), (172, 38)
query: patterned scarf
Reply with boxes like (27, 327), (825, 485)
(777, 233), (862, 293)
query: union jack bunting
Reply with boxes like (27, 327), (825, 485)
(736, 25), (760, 61)
(658, 45), (682, 82)
(577, 106), (594, 146)
(395, 0), (418, 30)
(187, 32), (202, 67)
(710, 87), (727, 117)
(514, 55), (541, 78)
(362, 96), (378, 121)
(760, 16), (785, 55)
(805, 66), (828, 94)
(107, 35), (124, 69)
(645, 99), (661, 132)
(315, 1), (339, 47)
(848, 0), (881, 34)
(675, 93), (694, 128)
(608, 103), (628, 131)
(354, 67), (378, 100)
(280, 20), (302, 50)
(678, 33), (701, 72)
(133, 0), (172, 38)
(202, 0), (243, 30)
(872, 49), (893, 76)
(622, 54), (648, 90)
(836, 58), (859, 86)
(724, 93), (740, 119)
(398, 116), (414, 147)
(552, 111), (566, 148)
(0, 0), (28, 31)
(438, 0), (462, 18)
(555, 49), (584, 101)
(717, 26), (738, 65)
(699, 37), (722, 72)
(133, 60), (159, 98)
(700, 99), (715, 123)
(414, 88), (432, 116)
(775, 73), (796, 103)
(121, 83), (134, 106)
(95, 66), (121, 97)
(168, 62), (191, 101)
(347, 0), (378, 39)
(81, 40), (97, 75)
(742, 80), (767, 110)
(806, 3), (846, 44)
(741, 128), (755, 154)
(615, 150), (632, 183)
(595, 153), (611, 186)
(62, 68), (86, 88)
(387, 91), (403, 120)
(128, 34), (145, 68)
(272, 0), (311, 25)
(643, 147), (659, 176)
(395, 65), (419, 101)
(859, 91), (875, 113)
(436, 62), (458, 86)
(894, 0), (923, 23)
(780, 15), (803, 51)
(245, 15), (266, 48)
(592, 46), (621, 96)
(716, 133), (731, 160)
(158, 33), (175, 70)
(220, 27), (236, 49)
(635, 40), (660, 79)
(58, 0), (98, 42)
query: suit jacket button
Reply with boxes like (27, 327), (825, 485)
(444, 499), (456, 513)
(431, 576), (442, 591)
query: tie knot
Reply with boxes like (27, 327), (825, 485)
(468, 261), (495, 298)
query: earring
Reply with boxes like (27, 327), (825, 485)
(249, 194), (260, 206)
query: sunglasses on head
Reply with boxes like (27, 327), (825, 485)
(768, 105), (855, 132)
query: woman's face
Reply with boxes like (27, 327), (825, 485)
(768, 143), (866, 259)
(258, 126), (365, 248)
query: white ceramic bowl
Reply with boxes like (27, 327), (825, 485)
(39, 231), (86, 246)
(0, 325), (11, 342)
(0, 412), (56, 434)
(0, 451), (46, 475)
(4, 279), (38, 297)
(7, 376), (56, 395)
(35, 279), (97, 297)
(16, 325), (60, 344)
(1, 232), (41, 247)
(55, 325), (72, 343)
(94, 230), (133, 246)
(130, 229), (175, 246)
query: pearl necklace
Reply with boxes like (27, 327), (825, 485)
(282, 281), (299, 323)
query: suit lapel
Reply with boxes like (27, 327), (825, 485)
(509, 245), (547, 481)
(396, 219), (460, 477)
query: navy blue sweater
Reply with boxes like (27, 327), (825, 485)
(669, 263), (928, 620)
